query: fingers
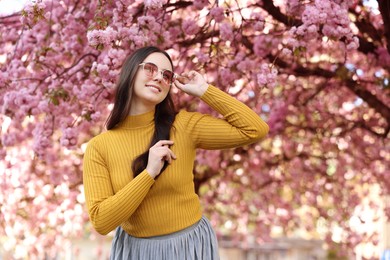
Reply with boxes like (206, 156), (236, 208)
(163, 148), (177, 163)
(176, 71), (196, 83)
(146, 140), (176, 178)
(152, 140), (176, 161)
(173, 70), (208, 97)
(173, 80), (184, 90)
(173, 71), (197, 90)
(154, 140), (174, 147)
(176, 75), (190, 84)
(164, 147), (177, 162)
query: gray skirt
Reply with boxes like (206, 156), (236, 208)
(110, 216), (220, 260)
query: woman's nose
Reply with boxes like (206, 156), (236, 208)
(153, 70), (163, 82)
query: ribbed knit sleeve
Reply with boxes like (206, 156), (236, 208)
(83, 138), (155, 235)
(182, 85), (269, 149)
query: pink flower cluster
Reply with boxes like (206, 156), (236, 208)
(219, 22), (234, 42)
(182, 19), (200, 35)
(193, 0), (209, 10)
(253, 35), (275, 58)
(376, 47), (390, 67)
(87, 27), (118, 46)
(250, 12), (265, 31)
(288, 0), (359, 51)
(144, 0), (166, 9)
(257, 63), (278, 88)
(32, 118), (54, 158)
(210, 7), (225, 22)
(60, 127), (78, 148)
(19, 1), (46, 27)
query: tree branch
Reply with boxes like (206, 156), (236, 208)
(242, 33), (390, 135)
(258, 1), (302, 27)
(177, 31), (220, 47)
(276, 54), (390, 128)
(378, 0), (390, 55)
(259, 1), (378, 55)
(349, 8), (382, 43)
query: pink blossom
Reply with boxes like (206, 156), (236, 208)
(96, 64), (109, 76)
(253, 35), (269, 57)
(256, 63), (278, 88)
(144, 0), (166, 9)
(195, 50), (210, 63)
(281, 48), (292, 56)
(90, 111), (101, 121)
(219, 22), (234, 42)
(2, 132), (18, 146)
(253, 20), (265, 31)
(210, 7), (225, 22)
(60, 127), (78, 148)
(168, 26), (181, 40)
(32, 134), (52, 158)
(0, 71), (9, 85)
(86, 27), (117, 46)
(87, 30), (100, 46)
(193, 0), (208, 9)
(376, 47), (390, 67)
(182, 20), (199, 35)
(237, 59), (255, 71)
(346, 41), (358, 50)
(307, 24), (318, 34)
(133, 35), (148, 46)
(219, 68), (237, 86)
(137, 16), (159, 31)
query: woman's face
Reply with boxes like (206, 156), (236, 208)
(131, 52), (173, 112)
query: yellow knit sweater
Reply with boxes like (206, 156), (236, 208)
(83, 85), (269, 237)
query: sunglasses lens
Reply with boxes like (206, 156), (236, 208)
(162, 71), (174, 84)
(143, 63), (158, 77)
(141, 62), (174, 85)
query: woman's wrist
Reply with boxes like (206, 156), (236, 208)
(199, 83), (209, 97)
(145, 167), (157, 179)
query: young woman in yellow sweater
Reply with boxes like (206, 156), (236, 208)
(83, 46), (269, 260)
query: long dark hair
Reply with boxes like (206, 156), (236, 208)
(105, 46), (177, 178)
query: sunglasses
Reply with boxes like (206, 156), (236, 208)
(139, 62), (177, 86)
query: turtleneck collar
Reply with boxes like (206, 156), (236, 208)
(118, 110), (155, 129)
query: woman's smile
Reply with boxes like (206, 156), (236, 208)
(145, 84), (162, 93)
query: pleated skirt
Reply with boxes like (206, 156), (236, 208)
(109, 216), (220, 260)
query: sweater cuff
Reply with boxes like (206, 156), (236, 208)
(138, 170), (156, 184)
(200, 84), (216, 101)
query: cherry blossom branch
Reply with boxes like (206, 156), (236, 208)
(257, 1), (301, 26)
(57, 53), (98, 77)
(165, 1), (192, 11)
(269, 53), (390, 129)
(301, 80), (329, 106)
(259, 0), (378, 55)
(378, 0), (390, 55)
(177, 31), (220, 47)
(242, 32), (390, 130)
(0, 12), (22, 20)
(349, 8), (382, 43)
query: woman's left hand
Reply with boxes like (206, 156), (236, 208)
(173, 70), (209, 97)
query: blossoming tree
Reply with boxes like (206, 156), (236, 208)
(1, 0), (389, 258)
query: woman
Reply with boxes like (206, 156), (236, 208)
(83, 46), (269, 260)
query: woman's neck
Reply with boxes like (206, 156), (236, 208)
(129, 103), (155, 116)
(119, 110), (155, 129)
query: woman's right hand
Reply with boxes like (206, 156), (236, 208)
(174, 71), (208, 97)
(146, 140), (176, 178)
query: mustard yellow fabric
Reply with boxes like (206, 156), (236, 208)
(83, 85), (269, 237)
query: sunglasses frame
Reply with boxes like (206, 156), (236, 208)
(139, 62), (177, 86)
